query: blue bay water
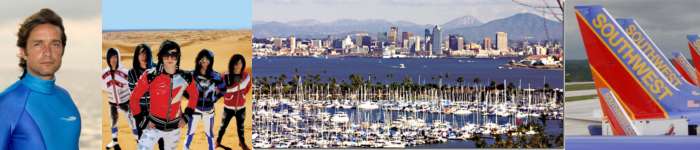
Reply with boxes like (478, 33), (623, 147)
(253, 57), (563, 88)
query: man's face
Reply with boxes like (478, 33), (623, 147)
(20, 24), (63, 80)
(163, 55), (177, 74)
(109, 56), (118, 69)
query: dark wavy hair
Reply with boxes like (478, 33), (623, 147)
(228, 54), (245, 75)
(132, 43), (153, 72)
(16, 8), (66, 79)
(194, 49), (214, 76)
(227, 54), (246, 84)
(105, 48), (119, 70)
(156, 40), (181, 73)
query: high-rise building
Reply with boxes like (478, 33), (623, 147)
(361, 36), (372, 47)
(449, 34), (460, 50)
(431, 25), (442, 56)
(424, 29), (431, 52)
(354, 33), (369, 48)
(323, 35), (333, 48)
(342, 35), (354, 50)
(355, 36), (363, 48)
(377, 32), (387, 46)
(496, 32), (508, 52)
(289, 35), (297, 51)
(332, 39), (343, 49)
(483, 37), (492, 50)
(388, 26), (398, 45)
(273, 37), (282, 50)
(401, 32), (412, 48)
(457, 36), (464, 51)
(412, 36), (422, 53)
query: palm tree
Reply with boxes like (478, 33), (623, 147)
(402, 76), (413, 87)
(472, 135), (486, 148)
(456, 76), (464, 87)
(518, 133), (528, 148)
(505, 133), (515, 148)
(492, 134), (503, 148)
(277, 74), (288, 94)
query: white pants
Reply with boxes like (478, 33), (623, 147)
(139, 128), (180, 150)
(183, 111), (215, 150)
(110, 102), (137, 141)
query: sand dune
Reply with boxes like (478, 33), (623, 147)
(101, 30), (252, 150)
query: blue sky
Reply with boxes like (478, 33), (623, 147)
(102, 0), (251, 30)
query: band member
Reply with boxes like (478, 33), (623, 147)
(128, 44), (153, 136)
(127, 43), (165, 150)
(217, 54), (251, 150)
(129, 40), (198, 150)
(183, 49), (224, 150)
(0, 8), (81, 149)
(103, 48), (138, 149)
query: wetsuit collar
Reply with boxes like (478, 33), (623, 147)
(21, 72), (56, 94)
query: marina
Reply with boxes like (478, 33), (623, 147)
(252, 74), (563, 148)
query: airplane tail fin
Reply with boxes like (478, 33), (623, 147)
(687, 35), (700, 71)
(615, 18), (688, 87)
(576, 5), (700, 125)
(575, 5), (681, 121)
(670, 52), (699, 86)
(590, 65), (640, 135)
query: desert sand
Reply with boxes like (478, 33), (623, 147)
(101, 30), (253, 150)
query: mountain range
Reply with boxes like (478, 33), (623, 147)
(253, 13), (561, 41)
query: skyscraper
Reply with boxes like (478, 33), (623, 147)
(448, 34), (460, 50)
(483, 37), (492, 50)
(342, 35), (354, 50)
(401, 31), (412, 48)
(496, 32), (508, 52)
(273, 37), (282, 50)
(355, 35), (363, 48)
(362, 36), (372, 47)
(431, 25), (442, 56)
(424, 29), (431, 52)
(457, 36), (464, 51)
(388, 26), (398, 46)
(289, 35), (296, 52)
(377, 32), (387, 47)
(413, 36), (421, 53)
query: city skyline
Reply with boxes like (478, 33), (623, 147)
(254, 12), (562, 43)
(253, 28), (562, 64)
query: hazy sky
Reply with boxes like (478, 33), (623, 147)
(102, 0), (252, 30)
(565, 0), (700, 60)
(0, 0), (101, 70)
(254, 0), (561, 24)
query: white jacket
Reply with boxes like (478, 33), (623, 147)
(102, 48), (131, 104)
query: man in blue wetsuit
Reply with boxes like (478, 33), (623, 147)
(0, 8), (81, 150)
